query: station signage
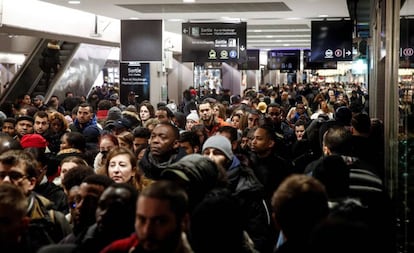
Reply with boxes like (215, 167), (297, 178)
(400, 19), (414, 68)
(238, 49), (260, 70)
(120, 62), (150, 103)
(182, 22), (247, 63)
(267, 50), (300, 71)
(310, 20), (353, 62)
(303, 49), (337, 69)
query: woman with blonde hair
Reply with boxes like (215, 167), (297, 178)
(102, 146), (141, 191)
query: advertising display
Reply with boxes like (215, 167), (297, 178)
(119, 62), (150, 104)
(400, 19), (414, 68)
(310, 20), (353, 62)
(303, 49), (337, 69)
(267, 50), (300, 71)
(182, 22), (247, 63)
(238, 49), (260, 70)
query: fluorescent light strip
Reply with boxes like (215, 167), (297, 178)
(247, 29), (310, 32)
(249, 43), (309, 46)
(248, 34), (311, 38)
(249, 39), (310, 43)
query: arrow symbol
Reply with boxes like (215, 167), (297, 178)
(346, 50), (351, 56)
(240, 45), (245, 51)
(183, 28), (189, 34)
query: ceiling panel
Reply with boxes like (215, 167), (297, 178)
(119, 2), (291, 13)
(35, 0), (351, 50)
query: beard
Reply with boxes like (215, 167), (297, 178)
(137, 226), (182, 253)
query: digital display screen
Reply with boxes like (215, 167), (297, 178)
(400, 19), (414, 68)
(238, 49), (260, 70)
(267, 50), (300, 71)
(311, 20), (353, 62)
(303, 49), (337, 69)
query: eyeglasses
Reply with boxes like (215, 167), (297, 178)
(0, 171), (27, 182)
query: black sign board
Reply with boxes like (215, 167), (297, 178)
(303, 49), (337, 69)
(121, 20), (163, 61)
(311, 20), (353, 62)
(238, 49), (260, 70)
(120, 62), (150, 104)
(267, 50), (300, 71)
(182, 22), (247, 63)
(400, 19), (414, 68)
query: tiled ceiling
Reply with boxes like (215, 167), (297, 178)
(40, 0), (353, 49)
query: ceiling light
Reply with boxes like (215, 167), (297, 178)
(68, 0), (81, 4)
(318, 14), (329, 18)
(183, 0), (195, 3)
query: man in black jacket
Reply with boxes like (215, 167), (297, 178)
(202, 134), (276, 253)
(0, 150), (71, 252)
(139, 123), (187, 180)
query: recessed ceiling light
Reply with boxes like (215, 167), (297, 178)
(183, 0), (195, 3)
(128, 17), (140, 20)
(168, 19), (185, 22)
(68, 0), (81, 4)
(318, 14), (329, 18)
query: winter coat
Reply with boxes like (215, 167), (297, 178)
(138, 147), (187, 180)
(227, 156), (276, 253)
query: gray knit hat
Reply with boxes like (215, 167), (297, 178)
(202, 135), (233, 161)
(107, 106), (122, 121)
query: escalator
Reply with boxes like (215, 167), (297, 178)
(0, 39), (79, 104)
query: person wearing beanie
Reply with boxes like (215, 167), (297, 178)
(186, 110), (200, 131)
(257, 102), (267, 114)
(106, 106), (123, 122)
(20, 133), (48, 149)
(14, 115), (34, 141)
(202, 134), (275, 253)
(20, 133), (68, 214)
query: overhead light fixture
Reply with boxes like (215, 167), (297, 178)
(183, 0), (195, 3)
(68, 0), (81, 4)
(168, 19), (185, 22)
(318, 14), (329, 18)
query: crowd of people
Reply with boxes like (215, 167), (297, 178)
(0, 81), (396, 253)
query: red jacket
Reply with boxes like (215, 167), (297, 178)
(100, 233), (139, 253)
(204, 117), (231, 137)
